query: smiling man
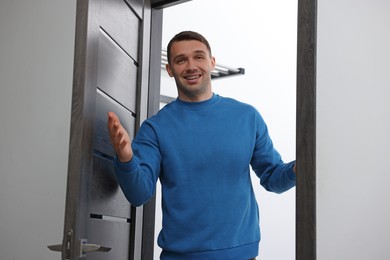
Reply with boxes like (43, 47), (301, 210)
(107, 31), (296, 260)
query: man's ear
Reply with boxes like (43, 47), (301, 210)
(211, 57), (216, 70)
(166, 63), (174, 77)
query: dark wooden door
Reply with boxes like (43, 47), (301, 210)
(58, 0), (154, 259)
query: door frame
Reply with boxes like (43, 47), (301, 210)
(296, 0), (317, 259)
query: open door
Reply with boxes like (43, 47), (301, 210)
(48, 0), (156, 259)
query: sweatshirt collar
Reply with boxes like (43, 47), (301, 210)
(175, 93), (219, 109)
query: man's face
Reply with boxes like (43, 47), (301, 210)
(166, 40), (216, 102)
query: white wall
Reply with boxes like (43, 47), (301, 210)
(157, 0), (297, 259)
(0, 1), (76, 259)
(317, 0), (390, 259)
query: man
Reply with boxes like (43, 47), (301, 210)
(107, 31), (296, 260)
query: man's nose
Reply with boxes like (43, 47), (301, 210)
(186, 58), (196, 70)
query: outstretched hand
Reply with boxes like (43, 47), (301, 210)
(107, 112), (133, 162)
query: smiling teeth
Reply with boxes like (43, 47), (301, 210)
(186, 75), (199, 80)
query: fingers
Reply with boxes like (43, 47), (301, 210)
(107, 111), (119, 132)
(107, 112), (124, 145)
(107, 112), (133, 162)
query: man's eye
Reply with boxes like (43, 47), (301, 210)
(196, 55), (204, 60)
(176, 59), (184, 64)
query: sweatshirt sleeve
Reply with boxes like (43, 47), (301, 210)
(250, 112), (296, 193)
(114, 120), (162, 206)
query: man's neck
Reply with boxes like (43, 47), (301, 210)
(178, 90), (213, 103)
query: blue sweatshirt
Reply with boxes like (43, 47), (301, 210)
(114, 94), (296, 260)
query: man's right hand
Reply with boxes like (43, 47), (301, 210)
(107, 112), (133, 162)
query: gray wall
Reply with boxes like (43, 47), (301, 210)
(317, 0), (390, 259)
(0, 0), (76, 259)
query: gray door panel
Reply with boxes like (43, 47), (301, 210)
(125, 0), (144, 19)
(87, 218), (131, 260)
(97, 30), (138, 113)
(99, 0), (140, 61)
(89, 154), (132, 219)
(94, 89), (136, 158)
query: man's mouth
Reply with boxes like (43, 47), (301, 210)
(184, 75), (201, 80)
